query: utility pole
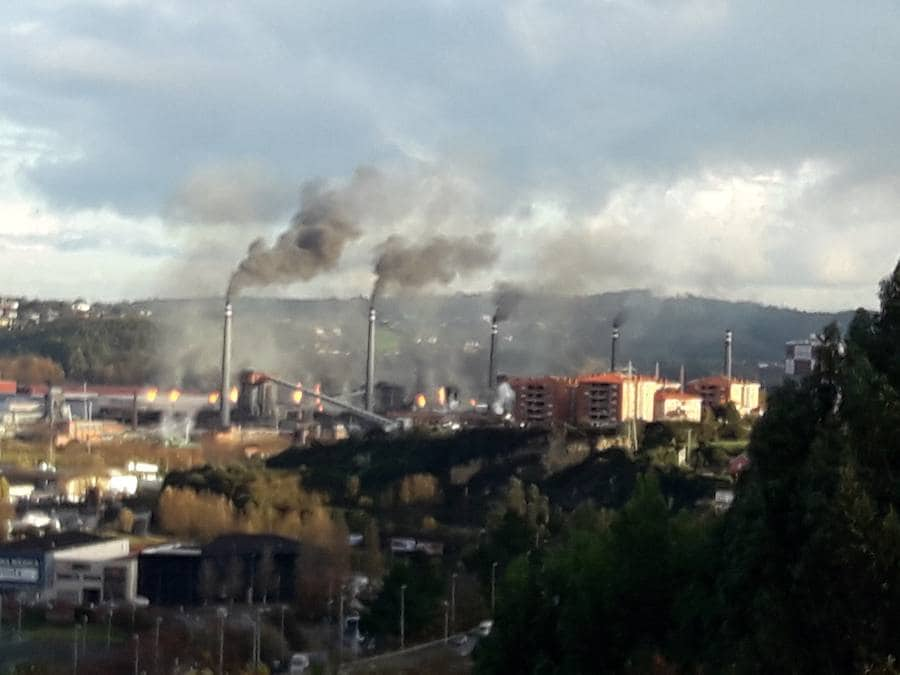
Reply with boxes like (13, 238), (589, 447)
(443, 600), (449, 643)
(81, 615), (87, 655)
(491, 562), (498, 616)
(399, 584), (407, 650)
(106, 608), (113, 652)
(133, 634), (140, 675)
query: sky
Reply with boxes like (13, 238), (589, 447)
(0, 0), (898, 310)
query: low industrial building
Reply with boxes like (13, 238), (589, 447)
(138, 534), (301, 606)
(0, 532), (136, 604)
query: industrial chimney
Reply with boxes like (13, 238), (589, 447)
(724, 329), (733, 379)
(610, 326), (620, 372)
(220, 301), (233, 428)
(365, 306), (376, 411)
(488, 318), (499, 389)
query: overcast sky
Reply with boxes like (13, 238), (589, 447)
(1, 0), (898, 310)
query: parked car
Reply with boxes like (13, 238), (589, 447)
(289, 652), (310, 674)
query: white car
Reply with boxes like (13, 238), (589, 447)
(289, 653), (310, 674)
(475, 620), (493, 637)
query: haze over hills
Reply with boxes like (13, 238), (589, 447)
(139, 290), (854, 396)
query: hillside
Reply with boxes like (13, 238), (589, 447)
(0, 291), (853, 397)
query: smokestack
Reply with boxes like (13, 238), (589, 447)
(220, 301), (233, 428)
(610, 326), (620, 372)
(365, 306), (376, 411)
(679, 364), (686, 391)
(724, 329), (733, 379)
(654, 361), (660, 380)
(488, 319), (499, 389)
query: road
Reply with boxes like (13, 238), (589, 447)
(339, 634), (479, 675)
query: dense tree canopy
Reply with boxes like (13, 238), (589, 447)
(476, 259), (900, 674)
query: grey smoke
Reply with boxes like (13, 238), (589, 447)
(492, 281), (525, 322)
(169, 160), (295, 226)
(613, 309), (629, 328)
(370, 233), (498, 302)
(227, 168), (382, 298)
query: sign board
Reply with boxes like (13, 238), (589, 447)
(0, 557), (40, 583)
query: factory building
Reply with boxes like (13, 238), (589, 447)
(138, 534), (301, 606)
(0, 532), (136, 604)
(686, 376), (761, 416)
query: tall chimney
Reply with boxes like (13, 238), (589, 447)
(220, 301), (233, 428)
(488, 319), (499, 389)
(365, 306), (376, 411)
(679, 364), (686, 391)
(610, 326), (620, 372)
(724, 329), (733, 379)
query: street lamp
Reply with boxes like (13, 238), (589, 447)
(73, 624), (81, 675)
(338, 586), (345, 663)
(216, 607), (228, 675)
(280, 605), (287, 662)
(399, 584), (407, 650)
(491, 562), (499, 616)
(154, 616), (163, 672)
(443, 600), (449, 644)
(450, 573), (458, 631)
(106, 608), (113, 652)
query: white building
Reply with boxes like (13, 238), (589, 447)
(785, 335), (821, 379)
(0, 533), (137, 605)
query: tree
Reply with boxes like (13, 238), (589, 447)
(254, 546), (276, 603)
(198, 559), (221, 604)
(363, 519), (384, 580)
(117, 507), (135, 534)
(362, 554), (446, 644)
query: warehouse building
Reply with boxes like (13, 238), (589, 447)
(0, 532), (136, 604)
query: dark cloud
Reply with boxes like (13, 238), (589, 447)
(0, 1), (899, 307)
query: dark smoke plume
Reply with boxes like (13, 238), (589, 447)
(612, 309), (629, 328)
(492, 281), (524, 322)
(227, 169), (380, 298)
(370, 233), (498, 302)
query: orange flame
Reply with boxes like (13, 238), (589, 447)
(168, 389), (181, 403)
(415, 393), (427, 409)
(437, 386), (447, 407)
(292, 382), (303, 405)
(469, 398), (478, 407)
(145, 387), (158, 403)
(208, 391), (220, 405)
(229, 386), (239, 404)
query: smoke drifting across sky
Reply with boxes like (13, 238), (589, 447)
(371, 233), (499, 303)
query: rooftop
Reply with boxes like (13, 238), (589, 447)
(0, 532), (111, 553)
